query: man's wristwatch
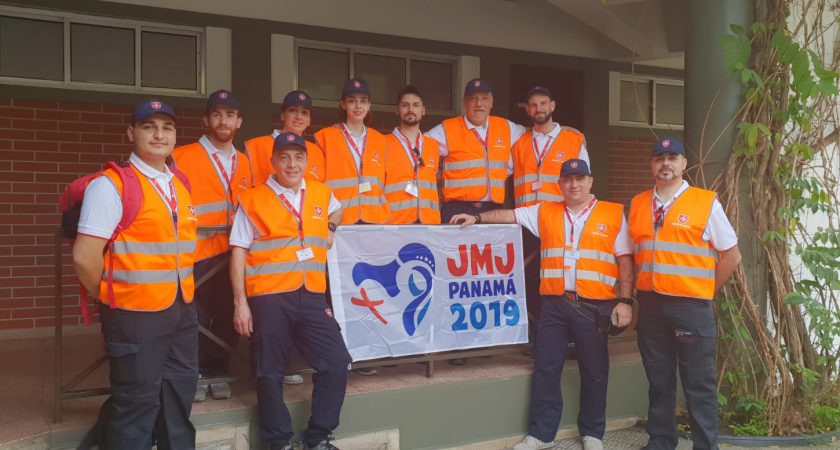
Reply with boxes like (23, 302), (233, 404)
(617, 297), (635, 305)
(328, 222), (337, 232)
(472, 213), (482, 224)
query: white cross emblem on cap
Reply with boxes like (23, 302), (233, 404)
(662, 139), (671, 148)
(474, 81), (481, 87)
(571, 161), (578, 168)
(353, 81), (361, 88)
(151, 101), (161, 109)
(298, 93), (306, 100)
(219, 92), (228, 99)
(287, 134), (295, 142)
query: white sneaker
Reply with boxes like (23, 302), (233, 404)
(511, 435), (554, 450)
(283, 374), (304, 385)
(581, 436), (603, 450)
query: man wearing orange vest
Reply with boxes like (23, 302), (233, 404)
(512, 86), (590, 329)
(172, 90), (251, 401)
(229, 132), (350, 450)
(384, 85), (440, 224)
(426, 78), (526, 223)
(629, 137), (740, 450)
(73, 99), (199, 449)
(245, 90), (325, 186)
(451, 159), (634, 450)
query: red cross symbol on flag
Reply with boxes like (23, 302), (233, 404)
(351, 288), (387, 324)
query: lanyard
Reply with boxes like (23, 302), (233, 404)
(149, 177), (177, 223)
(396, 129), (422, 169)
(470, 127), (488, 151)
(651, 187), (684, 230)
(339, 123), (367, 162)
(531, 134), (553, 167)
(278, 188), (306, 246)
(564, 196), (597, 246)
(210, 151), (237, 191)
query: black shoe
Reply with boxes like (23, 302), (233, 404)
(270, 441), (298, 450)
(304, 438), (339, 450)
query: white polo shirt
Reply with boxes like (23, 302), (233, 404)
(194, 135), (238, 190)
(77, 153), (177, 240)
(514, 196), (633, 292)
(531, 122), (590, 165)
(653, 181), (738, 251)
(338, 124), (367, 171)
(229, 177), (341, 249)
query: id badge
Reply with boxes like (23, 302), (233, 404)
(531, 181), (542, 190)
(358, 182), (372, 193)
(296, 247), (315, 261)
(405, 182), (419, 197)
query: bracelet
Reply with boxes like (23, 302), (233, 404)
(328, 222), (337, 232)
(617, 297), (635, 305)
(472, 213), (482, 224)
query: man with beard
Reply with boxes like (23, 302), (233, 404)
(512, 86), (590, 331)
(384, 85), (440, 224)
(629, 137), (740, 450)
(172, 90), (252, 401)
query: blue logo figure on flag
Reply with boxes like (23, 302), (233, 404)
(351, 243), (435, 336)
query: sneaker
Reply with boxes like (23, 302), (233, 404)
(283, 374), (304, 384)
(193, 383), (208, 402)
(303, 438), (339, 449)
(352, 367), (378, 376)
(270, 442), (298, 450)
(208, 382), (232, 400)
(511, 435), (553, 450)
(582, 436), (603, 450)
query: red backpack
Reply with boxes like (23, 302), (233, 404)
(60, 160), (191, 324)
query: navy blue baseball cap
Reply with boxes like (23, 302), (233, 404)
(206, 89), (240, 112)
(653, 137), (685, 156)
(133, 98), (175, 123)
(273, 132), (307, 154)
(464, 78), (492, 96)
(282, 90), (312, 110)
(525, 86), (553, 101)
(342, 79), (370, 98)
(560, 158), (591, 177)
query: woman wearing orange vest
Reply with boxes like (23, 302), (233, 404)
(229, 132), (350, 450)
(384, 85), (441, 224)
(171, 90), (251, 401)
(425, 78), (526, 223)
(629, 137), (740, 450)
(244, 90), (325, 186)
(314, 78), (390, 225)
(451, 159), (634, 450)
(73, 100), (199, 449)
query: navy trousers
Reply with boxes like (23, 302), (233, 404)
(97, 295), (199, 450)
(195, 254), (238, 376)
(249, 289), (352, 448)
(636, 292), (719, 450)
(528, 295), (616, 442)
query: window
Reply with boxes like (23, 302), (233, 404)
(0, 6), (203, 95)
(295, 40), (458, 113)
(609, 72), (684, 129)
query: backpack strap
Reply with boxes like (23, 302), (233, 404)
(100, 161), (143, 309)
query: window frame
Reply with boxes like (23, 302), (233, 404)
(0, 5), (205, 97)
(609, 71), (684, 130)
(294, 38), (459, 115)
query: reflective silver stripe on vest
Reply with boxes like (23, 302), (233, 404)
(516, 193), (538, 205)
(489, 178), (506, 188)
(340, 195), (387, 209)
(384, 180), (437, 194)
(635, 240), (715, 258)
(108, 266), (194, 283)
(444, 159), (485, 171)
(111, 240), (197, 255)
(197, 228), (228, 239)
(326, 177), (360, 189)
(579, 249), (616, 264)
(637, 262), (715, 279)
(540, 248), (564, 258)
(389, 199), (439, 211)
(360, 176), (385, 189)
(577, 269), (617, 286)
(536, 192), (565, 203)
(193, 200), (228, 215)
(539, 174), (559, 184)
(250, 236), (329, 252)
(540, 268), (564, 279)
(488, 161), (507, 170)
(514, 174), (539, 187)
(245, 260), (326, 277)
(443, 177), (487, 188)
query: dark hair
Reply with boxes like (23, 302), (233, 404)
(396, 84), (424, 105)
(339, 106), (374, 127)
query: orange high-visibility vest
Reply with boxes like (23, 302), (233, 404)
(441, 116), (511, 203)
(314, 126), (390, 224)
(383, 132), (441, 224)
(538, 200), (623, 299)
(512, 126), (584, 207)
(100, 165), (197, 311)
(172, 142), (251, 262)
(244, 133), (326, 185)
(239, 181), (331, 297)
(629, 186), (717, 300)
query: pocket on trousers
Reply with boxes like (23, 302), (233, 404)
(104, 341), (143, 384)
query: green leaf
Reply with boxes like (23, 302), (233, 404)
(784, 291), (808, 305)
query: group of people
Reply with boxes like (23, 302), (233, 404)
(71, 76), (741, 450)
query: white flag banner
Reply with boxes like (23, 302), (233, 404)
(327, 224), (529, 362)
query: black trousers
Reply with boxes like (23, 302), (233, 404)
(249, 288), (352, 448)
(529, 295), (616, 442)
(96, 295), (199, 450)
(636, 292), (719, 450)
(440, 200), (502, 223)
(195, 254), (238, 376)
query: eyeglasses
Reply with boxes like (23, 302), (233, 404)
(412, 147), (425, 168)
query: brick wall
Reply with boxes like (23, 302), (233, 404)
(607, 135), (655, 208)
(0, 98), (204, 330)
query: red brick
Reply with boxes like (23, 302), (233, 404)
(13, 99), (59, 109)
(80, 112), (125, 124)
(0, 107), (35, 119)
(35, 173), (78, 184)
(36, 131), (80, 142)
(11, 307), (54, 319)
(0, 118), (11, 128)
(0, 234), (34, 245)
(1, 171), (34, 182)
(80, 133), (124, 144)
(59, 102), (102, 112)
(58, 122), (101, 133)
(34, 214), (60, 225)
(12, 161), (58, 173)
(13, 245), (53, 256)
(59, 162), (103, 173)
(35, 316), (80, 327)
(13, 140), (59, 152)
(0, 139), (12, 150)
(13, 286), (55, 297)
(36, 110), (80, 121)
(102, 124), (129, 134)
(0, 214), (34, 224)
(102, 104), (133, 114)
(0, 298), (34, 308)
(0, 319), (34, 329)
(59, 142), (102, 154)
(0, 161), (10, 171)
(36, 151), (78, 162)
(0, 149), (35, 161)
(0, 99), (11, 106)
(0, 129), (34, 140)
(12, 118), (58, 130)
(14, 224), (60, 235)
(12, 183), (57, 193)
(12, 266), (53, 277)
